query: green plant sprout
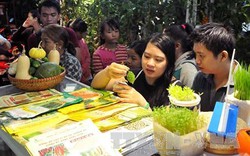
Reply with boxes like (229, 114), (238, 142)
(234, 64), (250, 100)
(167, 84), (195, 101)
(153, 106), (199, 135)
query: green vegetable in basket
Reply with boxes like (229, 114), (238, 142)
(29, 66), (36, 75)
(34, 62), (62, 78)
(32, 60), (41, 68)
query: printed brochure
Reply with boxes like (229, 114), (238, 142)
(26, 119), (121, 156)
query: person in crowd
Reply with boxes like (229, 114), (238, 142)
(190, 22), (237, 111)
(0, 34), (12, 63)
(11, 9), (42, 53)
(92, 17), (127, 75)
(91, 33), (176, 109)
(0, 34), (11, 51)
(125, 40), (147, 73)
(0, 34), (12, 86)
(70, 18), (92, 84)
(163, 23), (198, 87)
(0, 25), (13, 40)
(41, 24), (82, 81)
(27, 0), (80, 56)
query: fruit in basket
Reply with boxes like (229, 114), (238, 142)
(29, 66), (36, 75)
(31, 60), (41, 68)
(8, 59), (18, 75)
(48, 46), (60, 65)
(42, 57), (49, 62)
(29, 47), (46, 59)
(34, 62), (63, 78)
(15, 52), (32, 79)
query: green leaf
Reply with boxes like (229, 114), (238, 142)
(126, 71), (135, 84)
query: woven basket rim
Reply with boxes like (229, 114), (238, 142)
(8, 70), (66, 82)
(8, 70), (66, 91)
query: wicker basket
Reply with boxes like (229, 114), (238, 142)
(8, 70), (66, 91)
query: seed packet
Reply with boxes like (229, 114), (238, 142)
(3, 93), (82, 119)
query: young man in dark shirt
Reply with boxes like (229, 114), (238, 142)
(190, 23), (237, 111)
(27, 0), (80, 56)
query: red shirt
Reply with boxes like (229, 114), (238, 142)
(78, 38), (91, 83)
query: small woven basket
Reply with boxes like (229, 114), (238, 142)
(8, 70), (66, 91)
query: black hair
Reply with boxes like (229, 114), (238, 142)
(128, 40), (147, 58)
(38, 0), (61, 14)
(99, 17), (120, 45)
(29, 9), (41, 23)
(41, 24), (76, 56)
(164, 23), (194, 53)
(70, 18), (88, 33)
(147, 33), (175, 107)
(190, 22), (236, 59)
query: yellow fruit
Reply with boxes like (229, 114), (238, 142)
(15, 52), (32, 79)
(29, 48), (46, 59)
(48, 49), (60, 65)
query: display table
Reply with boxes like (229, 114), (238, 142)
(0, 77), (242, 156)
(0, 77), (157, 156)
(0, 77), (88, 156)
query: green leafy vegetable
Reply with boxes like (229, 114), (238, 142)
(167, 84), (195, 101)
(126, 71), (135, 84)
(153, 106), (200, 135)
(234, 64), (250, 100)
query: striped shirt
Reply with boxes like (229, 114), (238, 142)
(92, 44), (127, 75)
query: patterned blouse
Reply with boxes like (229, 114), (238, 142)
(60, 50), (82, 81)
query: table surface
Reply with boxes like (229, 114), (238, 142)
(0, 77), (240, 156)
(0, 77), (158, 156)
(0, 77), (88, 156)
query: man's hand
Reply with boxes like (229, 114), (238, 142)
(22, 18), (32, 28)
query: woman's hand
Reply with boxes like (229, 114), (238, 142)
(113, 82), (151, 110)
(105, 62), (129, 79)
(91, 62), (129, 90)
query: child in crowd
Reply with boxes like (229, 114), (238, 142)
(125, 40), (147, 73)
(41, 24), (82, 81)
(91, 33), (175, 109)
(190, 22), (237, 111)
(70, 18), (92, 84)
(92, 18), (127, 75)
(163, 23), (198, 87)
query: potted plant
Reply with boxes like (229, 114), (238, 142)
(167, 84), (201, 111)
(153, 85), (210, 156)
(226, 64), (250, 125)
